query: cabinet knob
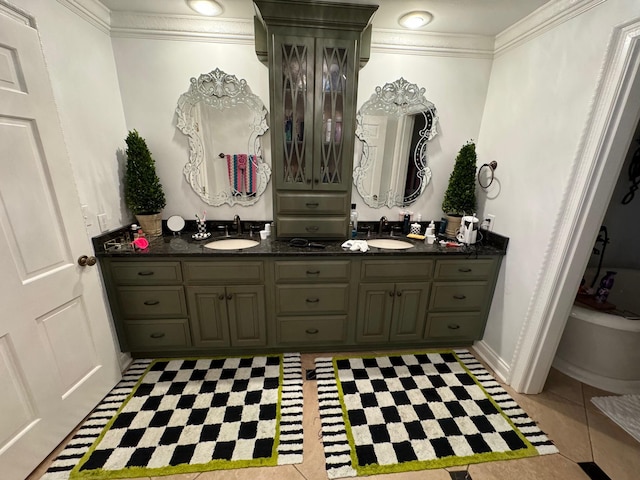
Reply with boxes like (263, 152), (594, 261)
(396, 291), (402, 297)
(150, 332), (166, 338)
(226, 294), (233, 300)
(143, 300), (160, 306)
(305, 298), (320, 303)
(137, 271), (155, 276)
(305, 328), (319, 335)
(218, 294), (225, 300)
(314, 178), (319, 184)
(453, 294), (467, 300)
(388, 291), (394, 297)
(447, 324), (461, 330)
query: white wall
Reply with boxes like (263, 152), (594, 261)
(109, 35), (492, 223)
(476, 0), (640, 368)
(13, 0), (129, 238)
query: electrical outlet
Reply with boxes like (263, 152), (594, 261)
(97, 213), (108, 232)
(484, 214), (496, 231)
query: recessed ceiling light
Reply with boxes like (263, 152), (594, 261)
(398, 11), (433, 30)
(187, 0), (223, 17)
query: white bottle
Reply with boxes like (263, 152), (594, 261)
(350, 203), (358, 238)
(426, 220), (435, 236)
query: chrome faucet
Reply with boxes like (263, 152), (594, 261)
(233, 214), (242, 235)
(378, 216), (388, 235)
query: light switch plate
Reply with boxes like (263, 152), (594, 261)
(97, 213), (108, 232)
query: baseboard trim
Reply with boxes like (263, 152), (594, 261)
(472, 340), (510, 384)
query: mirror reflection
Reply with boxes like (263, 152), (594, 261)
(176, 68), (271, 206)
(353, 78), (438, 208)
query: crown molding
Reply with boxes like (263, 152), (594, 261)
(372, 28), (494, 59)
(0, 0), (36, 27)
(495, 0), (605, 57)
(56, 0), (110, 34)
(109, 11), (254, 44)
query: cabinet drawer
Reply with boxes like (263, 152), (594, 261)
(124, 319), (190, 350)
(434, 259), (494, 281)
(276, 192), (349, 215)
(277, 217), (347, 238)
(275, 285), (348, 314)
(274, 260), (350, 283)
(426, 313), (484, 340)
(110, 261), (182, 285)
(361, 260), (433, 282)
(429, 282), (489, 311)
(116, 286), (187, 318)
(183, 261), (264, 284)
(277, 316), (346, 344)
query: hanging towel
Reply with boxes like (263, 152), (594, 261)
(226, 154), (258, 195)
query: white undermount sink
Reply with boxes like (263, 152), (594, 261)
(204, 239), (260, 250)
(367, 238), (415, 250)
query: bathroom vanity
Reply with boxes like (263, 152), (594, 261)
(96, 234), (506, 357)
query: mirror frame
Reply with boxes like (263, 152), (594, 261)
(176, 68), (271, 206)
(353, 77), (438, 208)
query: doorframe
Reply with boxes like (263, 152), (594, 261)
(508, 19), (640, 394)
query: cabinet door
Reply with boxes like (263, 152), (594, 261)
(273, 35), (315, 190)
(226, 285), (267, 347)
(313, 37), (356, 191)
(186, 286), (230, 347)
(390, 282), (430, 342)
(356, 283), (394, 343)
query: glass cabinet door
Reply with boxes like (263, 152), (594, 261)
(274, 36), (315, 190)
(314, 38), (355, 191)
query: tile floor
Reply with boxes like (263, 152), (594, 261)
(28, 349), (640, 480)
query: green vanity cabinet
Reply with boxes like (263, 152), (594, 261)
(356, 259), (433, 344)
(272, 259), (352, 346)
(425, 258), (502, 342)
(254, 0), (377, 239)
(183, 261), (267, 348)
(100, 260), (191, 352)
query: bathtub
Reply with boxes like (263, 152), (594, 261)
(553, 267), (640, 394)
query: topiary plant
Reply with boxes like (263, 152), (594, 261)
(442, 141), (477, 215)
(124, 129), (166, 215)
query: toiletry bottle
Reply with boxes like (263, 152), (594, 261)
(402, 213), (410, 234)
(426, 220), (435, 236)
(350, 203), (358, 238)
(595, 271), (616, 303)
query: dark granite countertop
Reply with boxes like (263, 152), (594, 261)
(93, 228), (508, 259)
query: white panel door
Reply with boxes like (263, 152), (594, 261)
(0, 8), (121, 480)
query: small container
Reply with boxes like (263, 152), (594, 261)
(410, 223), (421, 235)
(426, 234), (436, 245)
(259, 230), (268, 240)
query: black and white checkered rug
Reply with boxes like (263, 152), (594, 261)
(316, 349), (558, 479)
(42, 353), (303, 479)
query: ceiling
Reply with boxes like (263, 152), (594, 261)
(97, 0), (550, 37)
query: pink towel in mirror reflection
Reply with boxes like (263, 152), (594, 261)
(132, 237), (149, 249)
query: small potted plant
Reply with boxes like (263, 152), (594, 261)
(124, 130), (166, 236)
(441, 141), (477, 238)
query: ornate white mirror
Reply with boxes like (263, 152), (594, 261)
(176, 68), (271, 206)
(353, 78), (438, 208)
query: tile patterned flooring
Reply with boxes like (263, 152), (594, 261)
(28, 350), (640, 480)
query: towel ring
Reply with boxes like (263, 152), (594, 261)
(478, 161), (498, 189)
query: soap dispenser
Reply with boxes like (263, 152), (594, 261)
(350, 204), (358, 238)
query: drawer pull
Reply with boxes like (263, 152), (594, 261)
(458, 268), (472, 273)
(306, 297), (320, 303)
(396, 291), (402, 297)
(306, 270), (320, 275)
(150, 332), (165, 338)
(389, 291), (395, 297)
(305, 226), (319, 233)
(305, 202), (319, 208)
(143, 300), (160, 306)
(447, 324), (461, 330)
(453, 294), (467, 300)
(218, 294), (225, 300)
(226, 294), (233, 300)
(305, 328), (319, 335)
(138, 271), (155, 276)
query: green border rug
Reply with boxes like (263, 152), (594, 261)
(316, 349), (558, 479)
(42, 353), (302, 480)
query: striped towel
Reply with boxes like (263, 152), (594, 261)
(226, 154), (258, 195)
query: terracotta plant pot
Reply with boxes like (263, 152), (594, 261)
(136, 213), (163, 237)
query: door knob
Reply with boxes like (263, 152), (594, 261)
(78, 255), (97, 267)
